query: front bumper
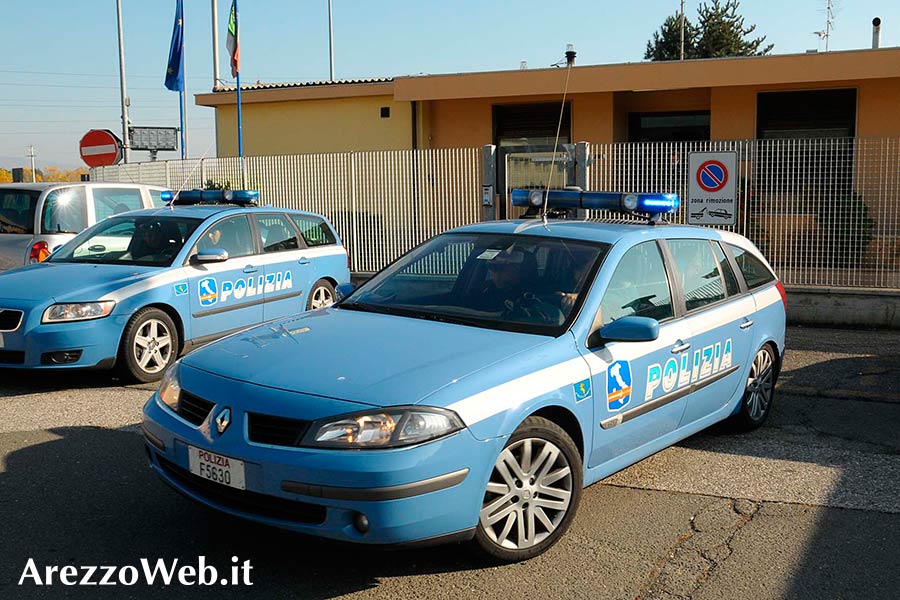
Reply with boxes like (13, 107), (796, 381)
(142, 393), (501, 545)
(0, 314), (126, 369)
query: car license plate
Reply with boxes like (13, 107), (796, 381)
(188, 446), (246, 490)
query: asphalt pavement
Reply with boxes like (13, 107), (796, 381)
(0, 326), (898, 599)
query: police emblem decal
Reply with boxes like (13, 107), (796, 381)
(173, 282), (188, 296)
(198, 278), (218, 306)
(606, 360), (633, 411)
(573, 378), (592, 402)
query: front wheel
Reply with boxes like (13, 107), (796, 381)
(729, 344), (777, 431)
(306, 279), (336, 310)
(118, 307), (179, 383)
(472, 416), (582, 562)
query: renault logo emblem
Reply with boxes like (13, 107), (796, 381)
(215, 407), (232, 434)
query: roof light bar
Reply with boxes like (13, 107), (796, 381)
(511, 188), (679, 215)
(162, 189), (260, 206)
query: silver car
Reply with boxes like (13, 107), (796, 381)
(0, 182), (167, 270)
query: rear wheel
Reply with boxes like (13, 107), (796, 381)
(729, 344), (777, 431)
(307, 279), (336, 310)
(119, 307), (179, 383)
(472, 416), (582, 562)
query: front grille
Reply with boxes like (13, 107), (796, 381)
(0, 350), (24, 364)
(176, 391), (215, 426)
(0, 309), (23, 332)
(247, 412), (311, 447)
(157, 456), (326, 524)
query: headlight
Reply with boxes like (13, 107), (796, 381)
(302, 406), (464, 449)
(157, 362), (181, 411)
(42, 301), (115, 323)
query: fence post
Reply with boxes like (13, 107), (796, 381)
(200, 157), (206, 188)
(165, 161), (171, 188)
(482, 144), (497, 221)
(349, 152), (360, 273)
(575, 141), (591, 218)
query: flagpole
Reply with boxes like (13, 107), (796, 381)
(234, 0), (244, 186)
(180, 12), (189, 158)
(178, 90), (186, 160)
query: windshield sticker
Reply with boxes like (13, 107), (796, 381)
(573, 378), (592, 402)
(645, 338), (733, 401)
(476, 249), (501, 260)
(606, 360), (632, 411)
(173, 283), (188, 296)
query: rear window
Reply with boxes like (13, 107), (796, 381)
(149, 189), (167, 207)
(92, 187), (144, 220)
(726, 243), (776, 289)
(290, 214), (337, 247)
(0, 189), (39, 234)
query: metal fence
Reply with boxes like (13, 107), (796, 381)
(92, 149), (483, 272)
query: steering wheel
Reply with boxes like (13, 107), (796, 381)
(503, 293), (565, 325)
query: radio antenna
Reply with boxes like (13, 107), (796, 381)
(542, 44), (576, 226)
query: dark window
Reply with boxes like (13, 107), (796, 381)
(600, 242), (674, 325)
(628, 111), (710, 142)
(290, 214), (336, 247)
(726, 243), (776, 289)
(712, 242), (741, 296)
(253, 214), (300, 253)
(669, 239), (726, 311)
(196, 215), (255, 258)
(0, 189), (38, 234)
(42, 187), (87, 234)
(380, 106), (390, 118)
(493, 102), (571, 149)
(757, 89), (856, 139)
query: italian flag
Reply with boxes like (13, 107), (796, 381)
(227, 0), (240, 77)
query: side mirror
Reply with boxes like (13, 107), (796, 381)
(194, 248), (229, 263)
(588, 316), (660, 348)
(335, 282), (355, 301)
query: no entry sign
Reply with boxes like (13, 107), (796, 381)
(688, 152), (737, 226)
(79, 129), (123, 168)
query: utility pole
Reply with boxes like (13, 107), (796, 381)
(115, 0), (131, 163)
(328, 0), (335, 81)
(26, 145), (36, 182)
(212, 0), (221, 88)
(679, 0), (686, 60)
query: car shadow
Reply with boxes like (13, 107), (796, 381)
(0, 426), (484, 598)
(0, 369), (156, 397)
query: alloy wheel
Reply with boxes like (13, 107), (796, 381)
(746, 347), (775, 421)
(132, 318), (173, 375)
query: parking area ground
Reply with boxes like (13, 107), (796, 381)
(1, 326), (898, 599)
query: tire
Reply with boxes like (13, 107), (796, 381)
(472, 416), (583, 563)
(729, 344), (778, 432)
(306, 279), (336, 310)
(119, 307), (179, 383)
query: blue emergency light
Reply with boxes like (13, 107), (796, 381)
(511, 188), (679, 216)
(161, 189), (260, 206)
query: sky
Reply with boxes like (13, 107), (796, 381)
(2, 0), (898, 170)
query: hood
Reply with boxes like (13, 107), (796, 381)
(0, 262), (160, 304)
(182, 307), (553, 407)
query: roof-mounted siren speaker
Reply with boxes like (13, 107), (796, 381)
(872, 17), (882, 49)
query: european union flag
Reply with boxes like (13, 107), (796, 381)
(164, 0), (184, 92)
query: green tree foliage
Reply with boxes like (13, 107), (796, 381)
(645, 14), (700, 61)
(646, 0), (773, 61)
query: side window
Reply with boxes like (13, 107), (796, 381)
(196, 216), (255, 258)
(92, 187), (144, 221)
(42, 187), (87, 234)
(726, 243), (776, 289)
(253, 214), (300, 253)
(290, 214), (337, 247)
(600, 242), (674, 326)
(712, 242), (741, 296)
(669, 239), (726, 311)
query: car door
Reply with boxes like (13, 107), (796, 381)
(580, 240), (692, 469)
(187, 214), (264, 341)
(665, 239), (755, 427)
(251, 213), (309, 321)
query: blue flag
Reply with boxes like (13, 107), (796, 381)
(164, 0), (184, 92)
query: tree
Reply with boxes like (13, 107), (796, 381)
(645, 0), (772, 61)
(696, 0), (773, 58)
(644, 14), (700, 61)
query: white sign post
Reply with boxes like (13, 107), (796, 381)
(688, 151), (738, 226)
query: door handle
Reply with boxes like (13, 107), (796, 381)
(298, 257), (310, 265)
(243, 265), (258, 274)
(671, 341), (691, 354)
(739, 319), (754, 329)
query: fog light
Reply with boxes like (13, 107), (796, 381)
(41, 350), (83, 365)
(353, 512), (369, 534)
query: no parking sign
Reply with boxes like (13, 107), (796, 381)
(688, 152), (737, 225)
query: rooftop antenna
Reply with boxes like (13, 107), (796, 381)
(813, 0), (835, 51)
(542, 44), (576, 226)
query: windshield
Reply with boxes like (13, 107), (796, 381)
(341, 232), (609, 336)
(49, 215), (202, 267)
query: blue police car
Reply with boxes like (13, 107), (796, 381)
(0, 190), (349, 382)
(142, 189), (785, 561)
